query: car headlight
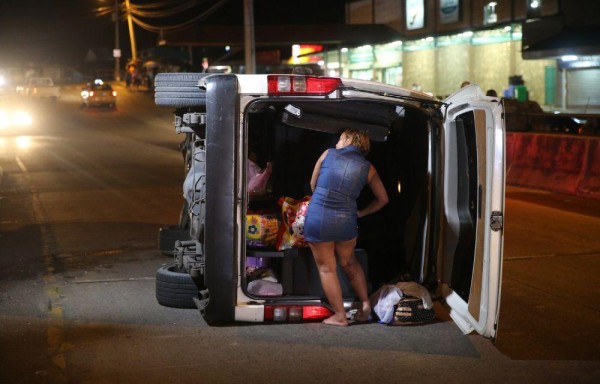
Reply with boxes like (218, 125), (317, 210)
(0, 109), (32, 128)
(14, 111), (32, 126)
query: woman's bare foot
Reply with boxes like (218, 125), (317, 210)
(354, 302), (371, 322)
(323, 314), (348, 326)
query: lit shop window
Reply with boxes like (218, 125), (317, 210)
(484, 2), (498, 25)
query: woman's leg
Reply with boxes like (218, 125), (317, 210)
(309, 241), (347, 326)
(335, 239), (371, 322)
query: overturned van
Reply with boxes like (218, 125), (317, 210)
(154, 73), (505, 339)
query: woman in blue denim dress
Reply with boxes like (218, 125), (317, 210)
(304, 129), (389, 326)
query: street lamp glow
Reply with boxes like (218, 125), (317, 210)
(15, 136), (32, 149)
(561, 55), (578, 62)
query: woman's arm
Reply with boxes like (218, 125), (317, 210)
(357, 165), (389, 218)
(310, 150), (329, 192)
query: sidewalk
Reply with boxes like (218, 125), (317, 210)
(506, 185), (600, 218)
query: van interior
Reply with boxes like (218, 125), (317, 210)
(243, 98), (436, 300)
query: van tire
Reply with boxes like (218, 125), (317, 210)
(155, 264), (198, 309)
(158, 225), (191, 256)
(155, 97), (207, 107)
(154, 73), (211, 87)
(154, 73), (209, 107)
(155, 294), (197, 309)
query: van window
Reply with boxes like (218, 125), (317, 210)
(447, 111), (479, 302)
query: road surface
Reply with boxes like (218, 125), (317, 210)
(0, 84), (598, 383)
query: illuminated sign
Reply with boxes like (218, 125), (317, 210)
(289, 45), (323, 64)
(440, 0), (459, 23)
(484, 2), (498, 25)
(406, 0), (425, 30)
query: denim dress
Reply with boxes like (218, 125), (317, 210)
(303, 145), (370, 242)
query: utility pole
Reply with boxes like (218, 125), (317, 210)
(113, 0), (121, 81)
(243, 0), (255, 74)
(125, 0), (137, 60)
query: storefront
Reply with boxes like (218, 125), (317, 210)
(301, 24), (558, 107)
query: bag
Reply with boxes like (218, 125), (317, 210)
(246, 213), (280, 248)
(248, 161), (272, 196)
(390, 296), (436, 326)
(275, 196), (310, 251)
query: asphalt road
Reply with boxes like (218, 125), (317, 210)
(0, 84), (598, 384)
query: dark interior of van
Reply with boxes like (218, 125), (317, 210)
(244, 99), (432, 299)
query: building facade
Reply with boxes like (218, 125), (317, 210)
(294, 0), (599, 111)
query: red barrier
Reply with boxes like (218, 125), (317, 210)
(578, 139), (600, 199)
(505, 133), (600, 200)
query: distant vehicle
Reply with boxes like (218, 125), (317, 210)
(17, 77), (61, 101)
(80, 80), (117, 108)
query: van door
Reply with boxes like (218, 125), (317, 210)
(440, 85), (505, 339)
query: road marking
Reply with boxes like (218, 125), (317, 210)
(73, 277), (155, 284)
(17, 155), (68, 381)
(15, 156), (28, 172)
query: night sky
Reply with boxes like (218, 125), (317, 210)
(0, 0), (346, 68)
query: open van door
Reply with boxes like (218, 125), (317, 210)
(440, 85), (505, 339)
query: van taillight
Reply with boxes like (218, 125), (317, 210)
(264, 305), (333, 322)
(302, 306), (333, 320)
(267, 75), (341, 95)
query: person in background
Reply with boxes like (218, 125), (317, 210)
(303, 129), (389, 326)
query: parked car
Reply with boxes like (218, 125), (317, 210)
(503, 98), (588, 134)
(80, 80), (117, 108)
(154, 74), (506, 339)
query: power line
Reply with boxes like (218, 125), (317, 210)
(128, 0), (229, 33)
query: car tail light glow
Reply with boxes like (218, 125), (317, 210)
(264, 305), (333, 322)
(302, 306), (334, 320)
(267, 75), (341, 95)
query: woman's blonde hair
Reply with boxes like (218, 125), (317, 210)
(342, 128), (370, 155)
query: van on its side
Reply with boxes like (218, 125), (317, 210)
(154, 73), (506, 339)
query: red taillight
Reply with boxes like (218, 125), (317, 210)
(302, 306), (333, 320)
(267, 75), (341, 95)
(264, 305), (333, 322)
